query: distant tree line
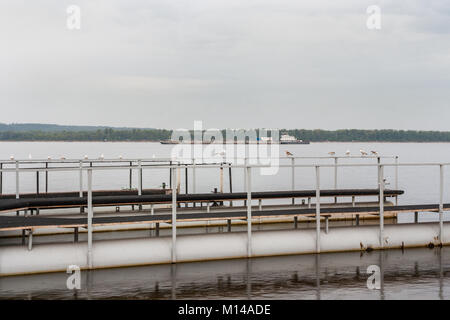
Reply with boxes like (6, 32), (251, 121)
(0, 128), (171, 141)
(1, 128), (450, 142)
(281, 129), (450, 142)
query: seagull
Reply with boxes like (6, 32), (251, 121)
(371, 151), (379, 156)
(328, 151), (336, 156)
(152, 154), (156, 159)
(360, 149), (368, 156)
(119, 155), (123, 160)
(345, 150), (351, 156)
(99, 154), (104, 160)
(47, 156), (52, 160)
(285, 150), (294, 157)
(84, 155), (88, 160)
(28, 154), (32, 160)
(60, 155), (66, 160)
(10, 155), (14, 160)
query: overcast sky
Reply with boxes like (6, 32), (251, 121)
(1, 0), (449, 130)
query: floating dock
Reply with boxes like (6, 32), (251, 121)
(0, 156), (448, 276)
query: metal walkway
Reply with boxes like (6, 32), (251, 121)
(0, 203), (445, 232)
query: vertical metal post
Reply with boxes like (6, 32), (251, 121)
(229, 163), (233, 207)
(45, 162), (48, 193)
(291, 157), (295, 204)
(129, 161), (133, 189)
(15, 161), (19, 199)
(0, 162), (2, 195)
(334, 157), (338, 203)
(185, 165), (188, 194)
(192, 159), (196, 193)
(220, 164), (224, 193)
(439, 165), (444, 242)
(395, 156), (399, 205)
(87, 169), (93, 269)
(247, 166), (252, 258)
(315, 166), (321, 253)
(171, 167), (177, 263)
(36, 171), (39, 195)
(169, 161), (172, 187)
(138, 160), (142, 196)
(379, 165), (384, 248)
(79, 161), (83, 197)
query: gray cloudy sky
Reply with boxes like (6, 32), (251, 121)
(1, 0), (449, 130)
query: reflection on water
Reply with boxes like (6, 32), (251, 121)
(1, 247), (449, 300)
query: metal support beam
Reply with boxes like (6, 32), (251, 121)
(0, 162), (2, 195)
(294, 216), (298, 229)
(171, 167), (177, 263)
(15, 161), (19, 199)
(356, 214), (360, 226)
(378, 165), (384, 248)
(315, 166), (321, 253)
(352, 196), (356, 207)
(129, 161), (133, 189)
(334, 157), (338, 203)
(258, 199), (262, 211)
(87, 169), (93, 269)
(156, 223), (160, 236)
(229, 164), (233, 207)
(74, 227), (79, 243)
(395, 156), (399, 206)
(247, 166), (252, 258)
(414, 212), (419, 224)
(227, 219), (231, 232)
(36, 171), (39, 195)
(220, 164), (224, 193)
(325, 216), (329, 234)
(439, 165), (444, 242)
(45, 162), (48, 193)
(79, 161), (83, 197)
(138, 160), (142, 195)
(291, 157), (295, 204)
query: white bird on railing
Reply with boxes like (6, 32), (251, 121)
(99, 154), (104, 160)
(60, 155), (66, 160)
(345, 150), (351, 156)
(28, 154), (32, 159)
(328, 151), (336, 156)
(119, 155), (123, 160)
(47, 156), (52, 160)
(371, 150), (379, 156)
(84, 155), (88, 160)
(360, 149), (368, 156)
(10, 155), (14, 160)
(285, 150), (294, 157)
(152, 154), (156, 159)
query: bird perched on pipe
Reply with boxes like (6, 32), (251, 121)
(345, 150), (351, 156)
(360, 150), (368, 156)
(371, 151), (379, 156)
(328, 151), (336, 156)
(285, 150), (294, 157)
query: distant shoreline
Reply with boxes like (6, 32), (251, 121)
(1, 140), (450, 143)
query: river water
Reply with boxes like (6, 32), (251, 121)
(0, 142), (450, 299)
